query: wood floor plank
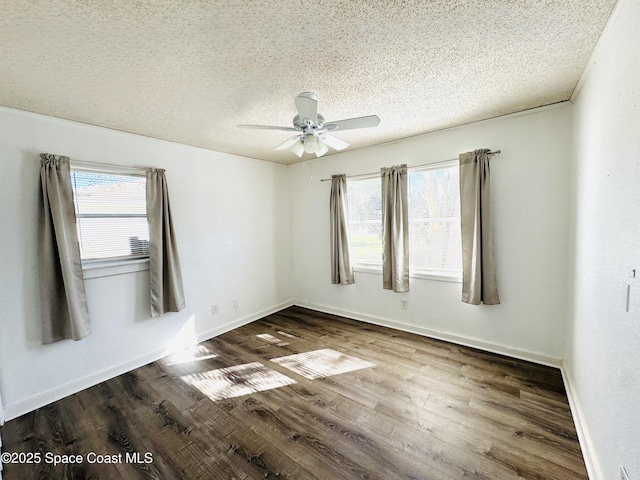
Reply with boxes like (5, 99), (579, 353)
(0, 306), (587, 479)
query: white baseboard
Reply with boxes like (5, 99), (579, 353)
(294, 300), (562, 368)
(560, 362), (601, 480)
(2, 299), (294, 422)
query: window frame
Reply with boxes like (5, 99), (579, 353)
(69, 161), (150, 278)
(346, 160), (463, 283)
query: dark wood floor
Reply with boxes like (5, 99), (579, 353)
(1, 306), (587, 479)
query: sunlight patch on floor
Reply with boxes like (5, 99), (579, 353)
(163, 345), (218, 366)
(181, 362), (296, 401)
(256, 333), (289, 346)
(270, 349), (375, 379)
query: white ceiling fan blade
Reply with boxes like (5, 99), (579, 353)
(295, 92), (318, 124)
(238, 124), (298, 131)
(324, 115), (380, 132)
(320, 133), (350, 151)
(274, 135), (302, 150)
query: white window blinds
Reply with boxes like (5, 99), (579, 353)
(70, 169), (149, 263)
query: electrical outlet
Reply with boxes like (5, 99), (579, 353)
(211, 305), (219, 315)
(400, 299), (408, 310)
(233, 299), (239, 309)
(621, 466), (630, 480)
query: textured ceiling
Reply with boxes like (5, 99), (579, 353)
(0, 1), (616, 165)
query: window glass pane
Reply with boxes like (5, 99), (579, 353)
(71, 171), (147, 215)
(70, 170), (149, 262)
(347, 176), (382, 265)
(408, 166), (462, 273)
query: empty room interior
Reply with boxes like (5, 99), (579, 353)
(0, 1), (639, 479)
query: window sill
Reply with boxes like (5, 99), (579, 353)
(353, 265), (462, 283)
(83, 258), (150, 279)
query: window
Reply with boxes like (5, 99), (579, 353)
(347, 176), (383, 266)
(408, 162), (462, 277)
(70, 167), (149, 265)
(347, 161), (462, 280)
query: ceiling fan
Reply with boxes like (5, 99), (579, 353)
(237, 92), (380, 158)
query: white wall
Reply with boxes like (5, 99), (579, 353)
(567, 0), (640, 478)
(290, 104), (573, 364)
(0, 107), (292, 420)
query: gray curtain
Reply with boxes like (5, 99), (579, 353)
(459, 149), (500, 305)
(381, 164), (409, 293)
(146, 168), (186, 317)
(37, 154), (91, 343)
(330, 174), (355, 285)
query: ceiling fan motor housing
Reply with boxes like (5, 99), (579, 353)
(293, 114), (325, 134)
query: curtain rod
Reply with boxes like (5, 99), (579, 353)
(319, 150), (501, 182)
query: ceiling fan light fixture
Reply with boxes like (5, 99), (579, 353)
(303, 134), (319, 153)
(289, 139), (304, 157)
(315, 140), (329, 157)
